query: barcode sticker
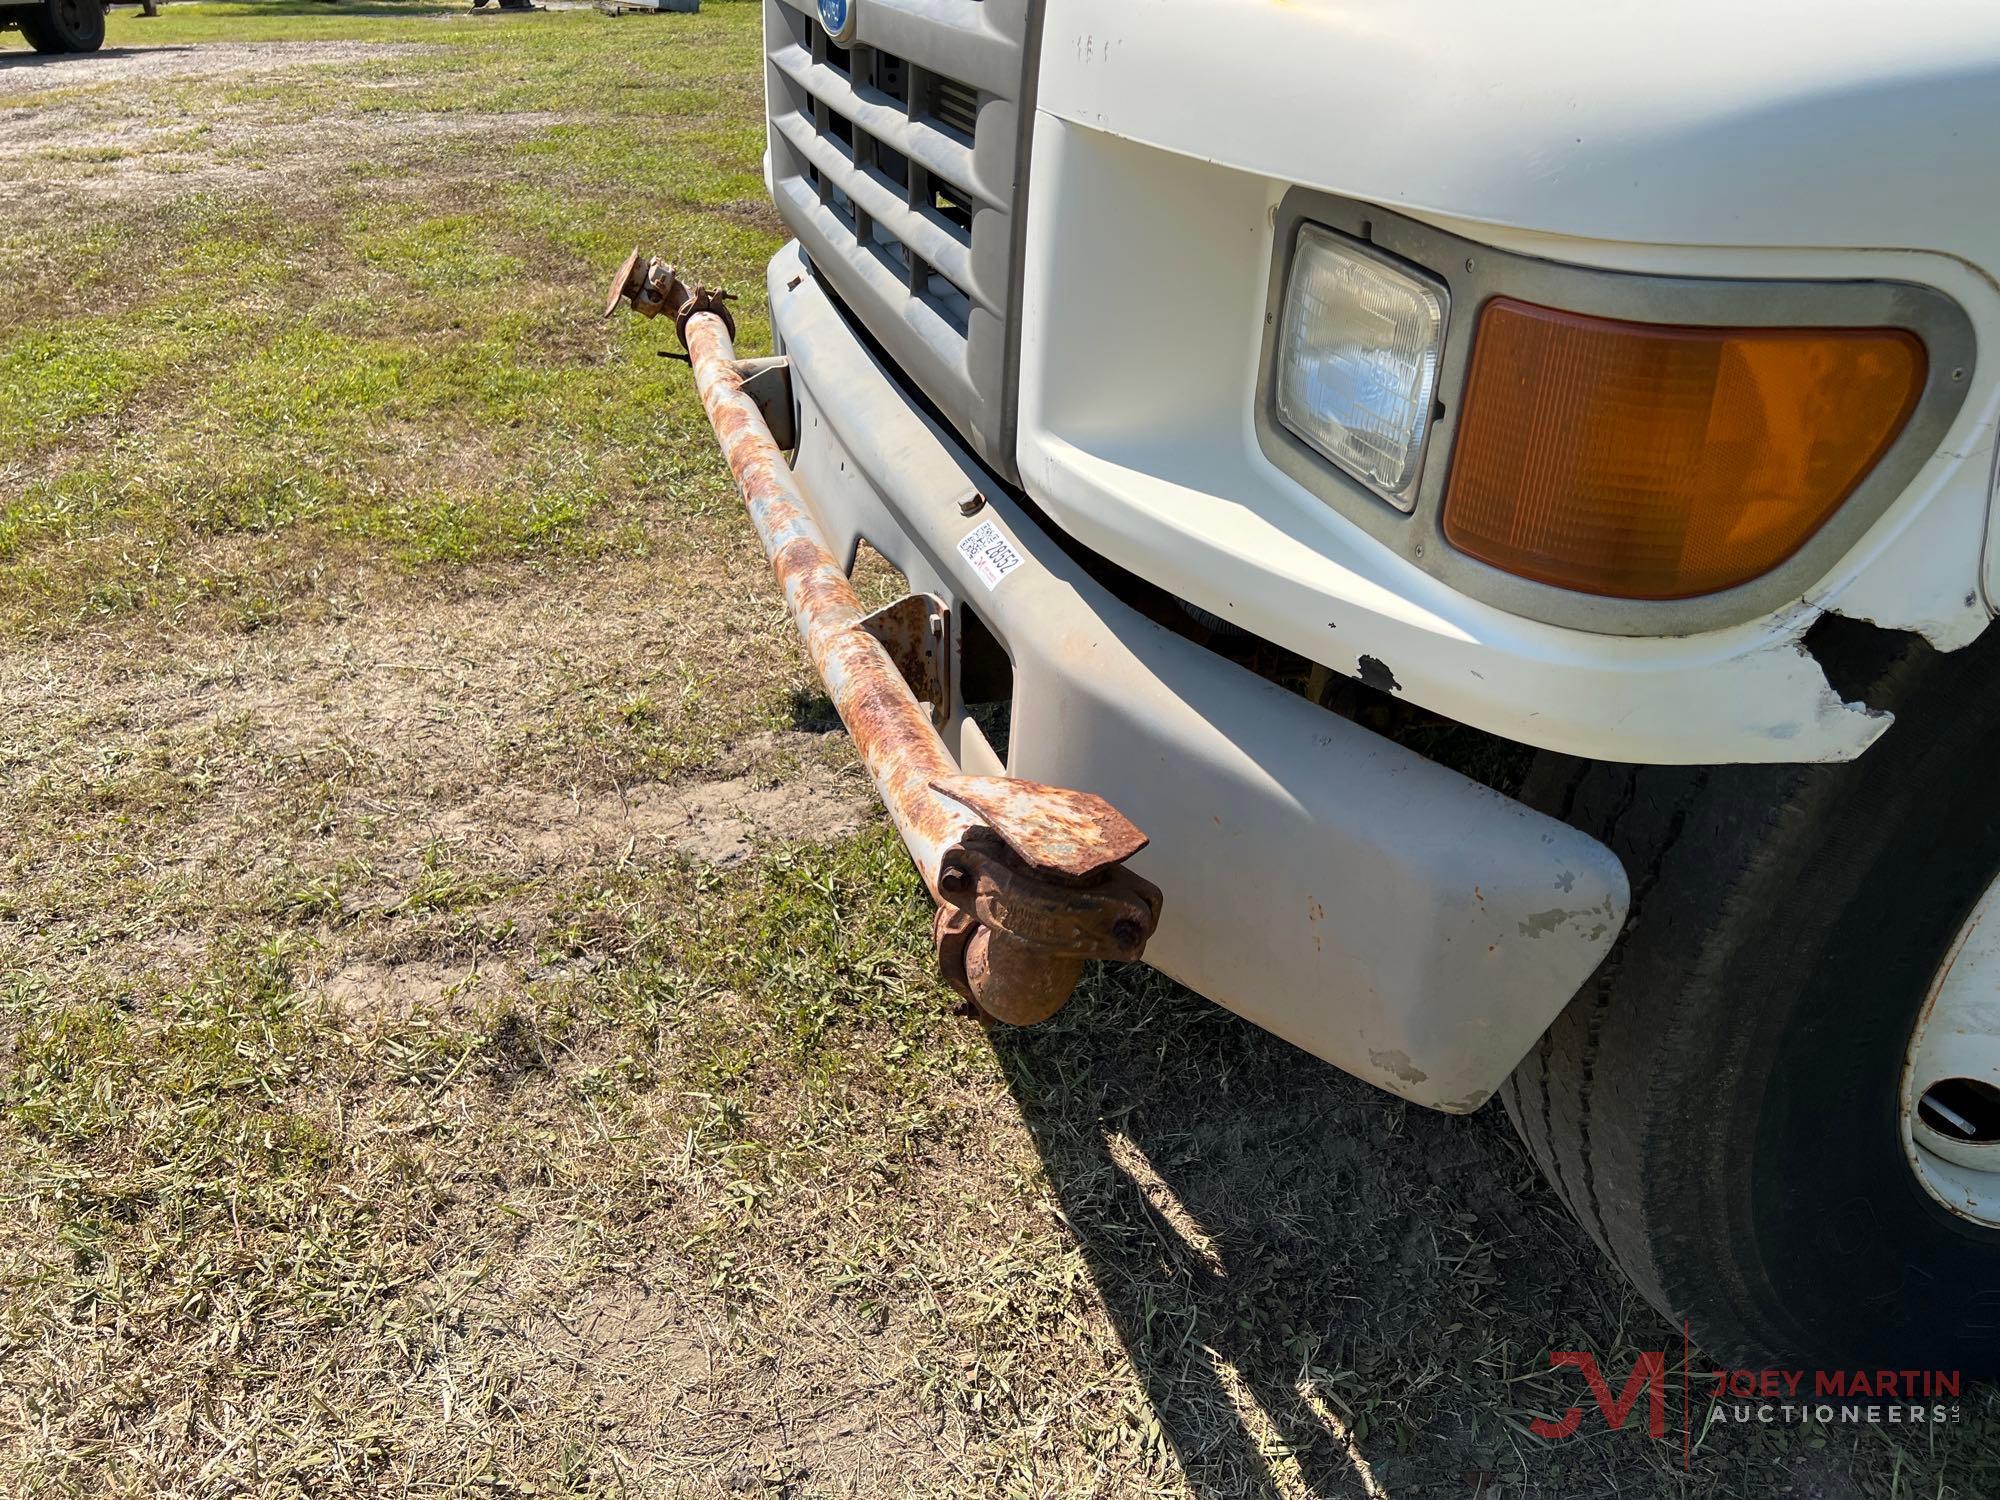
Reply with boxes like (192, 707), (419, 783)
(957, 519), (1023, 591)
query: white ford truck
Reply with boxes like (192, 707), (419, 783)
(613, 0), (2000, 1374)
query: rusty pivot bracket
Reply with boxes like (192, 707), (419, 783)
(732, 356), (795, 451)
(929, 775), (1163, 1027)
(859, 593), (949, 731)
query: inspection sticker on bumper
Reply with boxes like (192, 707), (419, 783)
(957, 519), (1023, 590)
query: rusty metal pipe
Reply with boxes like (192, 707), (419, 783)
(606, 253), (1160, 1021)
(635, 265), (981, 896)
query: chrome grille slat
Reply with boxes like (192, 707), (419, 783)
(764, 0), (1036, 476)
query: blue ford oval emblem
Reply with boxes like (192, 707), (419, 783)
(817, 0), (856, 43)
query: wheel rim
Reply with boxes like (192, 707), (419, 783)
(1903, 874), (2000, 1228)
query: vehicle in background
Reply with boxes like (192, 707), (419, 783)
(0, 0), (105, 53)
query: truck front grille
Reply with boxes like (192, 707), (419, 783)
(928, 76), (982, 139)
(764, 0), (1038, 477)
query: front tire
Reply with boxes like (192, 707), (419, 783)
(19, 0), (105, 53)
(1505, 619), (2000, 1373)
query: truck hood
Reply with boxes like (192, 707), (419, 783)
(1037, 0), (2000, 275)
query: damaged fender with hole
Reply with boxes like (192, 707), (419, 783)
(1012, 13), (2000, 762)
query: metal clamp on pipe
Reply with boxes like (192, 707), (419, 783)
(604, 249), (1163, 1023)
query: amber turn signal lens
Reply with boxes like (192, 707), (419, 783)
(1441, 299), (1926, 600)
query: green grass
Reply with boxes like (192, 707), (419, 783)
(0, 0), (773, 634)
(0, 316), (182, 450)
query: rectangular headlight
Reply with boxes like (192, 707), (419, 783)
(1275, 225), (1447, 508)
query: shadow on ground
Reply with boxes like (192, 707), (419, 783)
(0, 44), (186, 65)
(992, 965), (1680, 1498)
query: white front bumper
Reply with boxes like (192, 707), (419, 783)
(771, 242), (1628, 1113)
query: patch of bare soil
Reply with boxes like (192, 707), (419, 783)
(0, 557), (866, 1000)
(436, 745), (864, 873)
(314, 956), (476, 1023)
(495, 1253), (955, 1495)
(0, 40), (429, 96)
(0, 42), (555, 207)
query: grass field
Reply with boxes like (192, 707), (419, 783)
(2, 4), (1997, 1496)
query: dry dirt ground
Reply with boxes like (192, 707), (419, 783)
(1, 7), (1996, 1500)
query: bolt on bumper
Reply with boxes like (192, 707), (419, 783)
(606, 251), (1162, 1022)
